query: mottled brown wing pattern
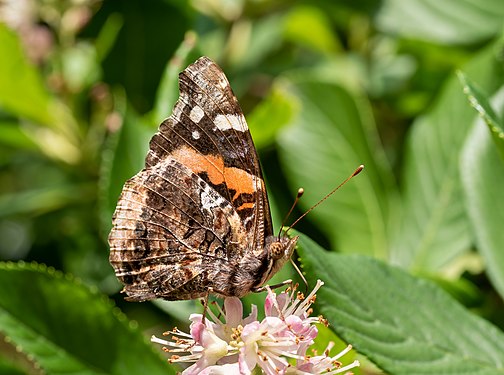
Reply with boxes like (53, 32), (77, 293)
(109, 57), (278, 301)
(109, 158), (249, 301)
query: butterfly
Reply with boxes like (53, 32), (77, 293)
(108, 56), (298, 301)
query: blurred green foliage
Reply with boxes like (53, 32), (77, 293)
(0, 0), (504, 374)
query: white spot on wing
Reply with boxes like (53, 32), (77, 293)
(219, 77), (229, 89)
(214, 114), (248, 132)
(192, 130), (200, 139)
(172, 102), (186, 118)
(189, 106), (205, 123)
(200, 187), (214, 211)
(200, 184), (226, 212)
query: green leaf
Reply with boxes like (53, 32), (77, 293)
(461, 88), (504, 300)
(376, 0), (504, 44)
(95, 13), (124, 63)
(283, 5), (341, 54)
(391, 40), (504, 271)
(0, 25), (80, 163)
(297, 233), (504, 374)
(247, 79), (299, 150)
(0, 122), (39, 151)
(458, 71), (504, 160)
(224, 14), (285, 69)
(277, 75), (396, 258)
(0, 262), (172, 374)
(0, 24), (55, 126)
(0, 186), (91, 217)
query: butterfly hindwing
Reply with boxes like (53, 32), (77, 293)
(109, 158), (249, 300)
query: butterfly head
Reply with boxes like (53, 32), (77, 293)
(269, 236), (297, 260)
(261, 235), (299, 283)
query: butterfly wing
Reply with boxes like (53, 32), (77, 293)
(109, 57), (273, 301)
(109, 158), (248, 301)
(147, 57), (273, 241)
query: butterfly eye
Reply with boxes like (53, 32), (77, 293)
(269, 241), (285, 260)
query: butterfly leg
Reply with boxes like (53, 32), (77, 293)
(251, 279), (293, 293)
(199, 288), (214, 327)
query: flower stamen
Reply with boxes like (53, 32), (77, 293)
(151, 280), (358, 375)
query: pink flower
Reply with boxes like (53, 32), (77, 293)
(288, 342), (358, 375)
(152, 280), (359, 374)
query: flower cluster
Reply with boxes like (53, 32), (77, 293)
(152, 280), (359, 374)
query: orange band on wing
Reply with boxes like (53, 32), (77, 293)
(171, 146), (256, 200)
(237, 202), (255, 211)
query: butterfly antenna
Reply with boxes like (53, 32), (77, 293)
(277, 188), (305, 238)
(285, 165), (364, 235)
